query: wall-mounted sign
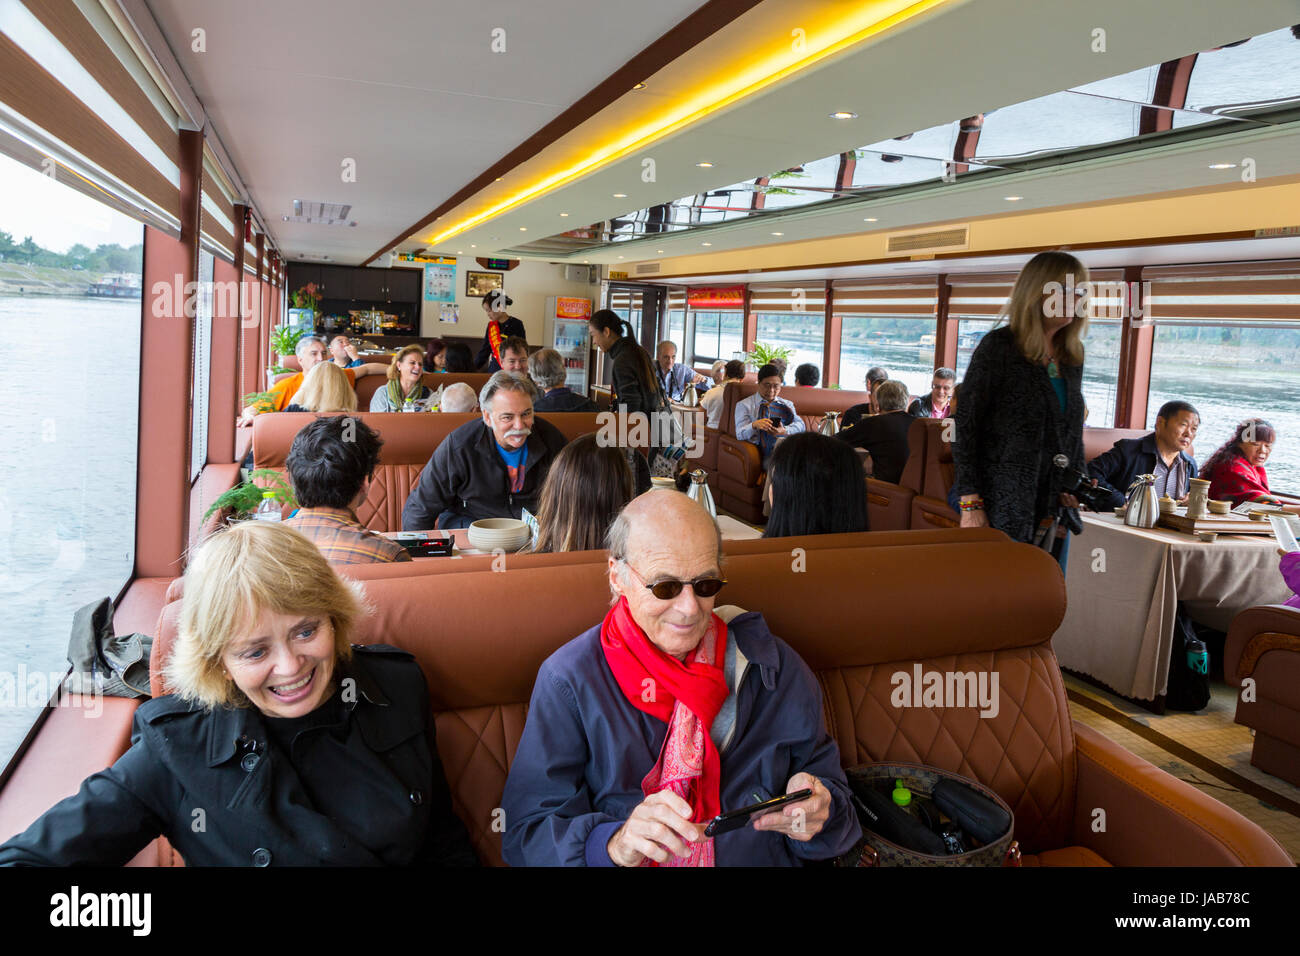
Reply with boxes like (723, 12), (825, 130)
(400, 252), (456, 264)
(423, 261), (456, 302)
(608, 270), (629, 280)
(477, 257), (519, 271)
(555, 296), (592, 320)
(687, 285), (745, 310)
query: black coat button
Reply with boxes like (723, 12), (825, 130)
(409, 790), (424, 806)
(252, 847), (272, 867)
(240, 752), (261, 772)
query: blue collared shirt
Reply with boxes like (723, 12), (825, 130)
(656, 363), (696, 402)
(500, 611), (860, 866)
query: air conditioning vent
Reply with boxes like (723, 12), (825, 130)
(886, 226), (968, 254)
(285, 199), (356, 226)
(635, 262), (661, 275)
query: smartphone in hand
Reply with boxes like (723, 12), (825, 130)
(703, 789), (813, 837)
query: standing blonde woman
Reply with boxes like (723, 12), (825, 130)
(284, 359), (358, 412)
(952, 251), (1089, 561)
(369, 344), (433, 412)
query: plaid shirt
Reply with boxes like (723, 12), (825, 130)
(285, 507), (412, 566)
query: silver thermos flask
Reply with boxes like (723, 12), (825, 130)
(1123, 474), (1160, 528)
(818, 411), (840, 436)
(687, 469), (717, 519)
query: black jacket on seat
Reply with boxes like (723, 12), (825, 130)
(0, 646), (477, 866)
(533, 386), (597, 413)
(835, 410), (913, 485)
(401, 417), (568, 530)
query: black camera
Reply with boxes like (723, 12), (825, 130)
(1053, 454), (1112, 513)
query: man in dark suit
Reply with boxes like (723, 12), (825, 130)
(1088, 400), (1200, 508)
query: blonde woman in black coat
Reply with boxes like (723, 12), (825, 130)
(952, 251), (1089, 562)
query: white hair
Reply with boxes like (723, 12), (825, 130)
(440, 382), (477, 413)
(295, 335), (326, 359)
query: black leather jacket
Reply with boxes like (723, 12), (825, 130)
(0, 646), (476, 866)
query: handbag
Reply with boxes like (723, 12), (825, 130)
(836, 762), (1017, 867)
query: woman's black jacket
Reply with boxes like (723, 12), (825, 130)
(607, 336), (667, 420)
(951, 326), (1085, 543)
(0, 645), (478, 866)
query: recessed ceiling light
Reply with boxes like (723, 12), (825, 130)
(613, 193), (627, 198)
(456, 250), (462, 254)
(1003, 195), (1023, 201)
(633, 82), (646, 91)
(702, 242), (712, 247)
(696, 162), (714, 168)
(771, 231), (784, 236)
(494, 177), (502, 182)
(1207, 162), (1238, 169)
(519, 227), (527, 231)
(559, 212), (569, 217)
(470, 244), (476, 248)
(830, 111), (858, 120)
(657, 250), (664, 254)
(863, 217), (878, 222)
(618, 255), (624, 259)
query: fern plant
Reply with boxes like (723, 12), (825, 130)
(243, 389), (278, 414)
(202, 469), (297, 523)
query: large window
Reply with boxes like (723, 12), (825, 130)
(754, 313), (824, 379)
(840, 317), (937, 398)
(692, 311), (743, 363)
(1149, 324), (1300, 494)
(0, 151), (143, 769)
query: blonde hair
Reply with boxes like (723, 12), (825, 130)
(294, 360), (357, 412)
(166, 522), (362, 709)
(1002, 251), (1089, 366)
(387, 344), (426, 383)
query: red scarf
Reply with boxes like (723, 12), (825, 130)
(487, 319), (504, 365)
(600, 596), (728, 866)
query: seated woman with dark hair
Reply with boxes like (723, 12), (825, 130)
(442, 342), (475, 373)
(527, 433), (636, 553)
(763, 432), (869, 537)
(425, 337), (448, 372)
(0, 521), (476, 866)
(1200, 418), (1285, 507)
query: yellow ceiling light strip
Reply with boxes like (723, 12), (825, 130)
(428, 0), (958, 245)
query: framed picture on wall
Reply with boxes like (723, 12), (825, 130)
(466, 271), (503, 298)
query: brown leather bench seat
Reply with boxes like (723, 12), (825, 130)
(142, 533), (1290, 867)
(1226, 604), (1300, 787)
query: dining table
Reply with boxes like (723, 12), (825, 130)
(1051, 512), (1293, 707)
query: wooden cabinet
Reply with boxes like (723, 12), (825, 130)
(286, 262), (419, 303)
(317, 265), (353, 300)
(388, 267), (421, 303)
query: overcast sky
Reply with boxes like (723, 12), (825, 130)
(0, 151), (143, 253)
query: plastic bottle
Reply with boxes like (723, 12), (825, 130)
(892, 779), (916, 815)
(254, 491), (281, 522)
(1186, 635), (1209, 675)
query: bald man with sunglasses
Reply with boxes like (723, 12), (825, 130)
(501, 492), (859, 867)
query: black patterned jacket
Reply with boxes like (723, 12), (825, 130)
(952, 326), (1085, 543)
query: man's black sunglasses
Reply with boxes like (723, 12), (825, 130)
(622, 562), (726, 600)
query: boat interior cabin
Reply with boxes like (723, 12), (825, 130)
(2, 0), (1300, 900)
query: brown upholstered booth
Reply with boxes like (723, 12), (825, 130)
(1225, 604), (1300, 787)
(135, 534), (1291, 867)
(713, 382), (873, 522)
(251, 411), (613, 531)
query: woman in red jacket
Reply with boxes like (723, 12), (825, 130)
(1200, 418), (1281, 506)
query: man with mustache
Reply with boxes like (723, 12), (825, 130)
(402, 372), (568, 530)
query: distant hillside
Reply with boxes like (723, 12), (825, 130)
(0, 261), (112, 297)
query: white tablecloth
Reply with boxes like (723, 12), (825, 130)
(1052, 513), (1291, 700)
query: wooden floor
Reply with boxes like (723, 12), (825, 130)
(1065, 673), (1300, 863)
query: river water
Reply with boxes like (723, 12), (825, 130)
(0, 295), (140, 769)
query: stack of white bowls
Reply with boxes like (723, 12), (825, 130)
(466, 517), (531, 552)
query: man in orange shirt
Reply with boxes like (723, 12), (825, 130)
(237, 336), (387, 426)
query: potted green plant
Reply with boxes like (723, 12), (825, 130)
(270, 324), (305, 365)
(242, 389), (278, 415)
(745, 341), (794, 373)
(202, 469), (297, 524)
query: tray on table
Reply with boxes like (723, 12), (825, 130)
(1155, 510), (1276, 535)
